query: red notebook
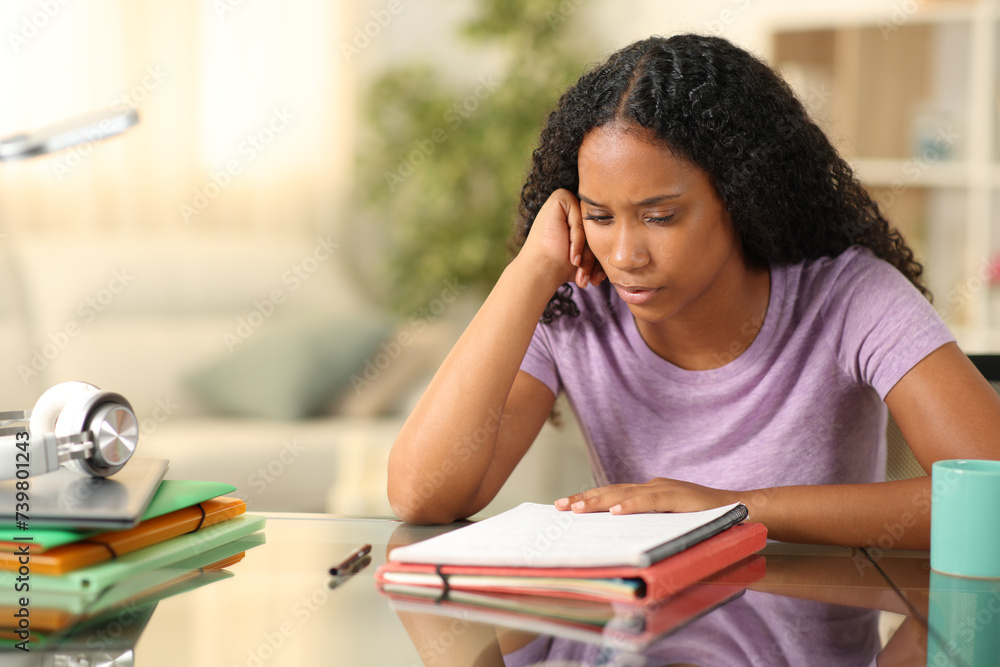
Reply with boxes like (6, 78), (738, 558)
(377, 522), (767, 605)
(381, 554), (766, 651)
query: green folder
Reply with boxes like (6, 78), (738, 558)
(0, 533), (266, 649)
(84, 532), (265, 616)
(0, 605), (156, 652)
(0, 514), (264, 597)
(0, 532), (265, 617)
(0, 480), (237, 551)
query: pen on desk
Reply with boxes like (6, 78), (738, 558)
(330, 543), (372, 576)
(329, 555), (371, 590)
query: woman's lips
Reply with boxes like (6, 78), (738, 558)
(613, 283), (661, 305)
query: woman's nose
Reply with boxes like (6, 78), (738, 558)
(606, 228), (650, 271)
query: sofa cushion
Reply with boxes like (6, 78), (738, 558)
(183, 314), (391, 420)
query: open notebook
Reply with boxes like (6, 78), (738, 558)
(378, 502), (766, 605)
(389, 502), (751, 568)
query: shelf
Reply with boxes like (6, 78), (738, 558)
(771, 0), (997, 341)
(775, 21), (971, 163)
(854, 159), (1000, 190)
(766, 2), (978, 34)
(852, 158), (972, 189)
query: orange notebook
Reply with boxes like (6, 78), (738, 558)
(0, 496), (245, 575)
(376, 522), (767, 606)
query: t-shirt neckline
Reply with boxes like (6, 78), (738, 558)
(619, 263), (786, 384)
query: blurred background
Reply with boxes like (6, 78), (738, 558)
(0, 0), (997, 518)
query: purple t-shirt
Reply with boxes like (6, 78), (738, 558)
(519, 246), (954, 489)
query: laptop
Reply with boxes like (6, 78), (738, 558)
(0, 457), (168, 529)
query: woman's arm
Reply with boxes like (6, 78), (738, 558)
(558, 342), (1000, 548)
(388, 190), (604, 524)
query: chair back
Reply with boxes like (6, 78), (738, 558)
(885, 354), (1000, 481)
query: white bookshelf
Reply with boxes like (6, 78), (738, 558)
(766, 0), (1000, 351)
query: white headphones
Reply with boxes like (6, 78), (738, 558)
(0, 382), (139, 480)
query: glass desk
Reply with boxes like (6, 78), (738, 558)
(1, 512), (990, 666)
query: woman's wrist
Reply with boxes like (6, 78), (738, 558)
(507, 252), (574, 299)
(738, 487), (778, 527)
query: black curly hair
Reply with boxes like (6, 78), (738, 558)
(512, 33), (927, 323)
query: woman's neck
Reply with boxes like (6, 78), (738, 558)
(634, 257), (772, 371)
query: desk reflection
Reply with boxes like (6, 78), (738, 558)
(501, 593), (879, 666)
(391, 589), (883, 666)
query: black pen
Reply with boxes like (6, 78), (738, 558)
(330, 543), (372, 576)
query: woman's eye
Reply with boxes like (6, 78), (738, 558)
(584, 214), (612, 223)
(646, 215), (675, 224)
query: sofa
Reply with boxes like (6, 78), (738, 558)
(0, 233), (591, 516)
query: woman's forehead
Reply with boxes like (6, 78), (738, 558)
(578, 125), (701, 198)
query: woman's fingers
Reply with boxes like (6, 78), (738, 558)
(565, 193), (584, 268)
(555, 484), (632, 511)
(525, 189), (602, 290)
(557, 485), (664, 514)
(581, 487), (648, 513)
(563, 195), (591, 288)
(555, 479), (733, 515)
(579, 243), (605, 287)
(592, 264), (606, 286)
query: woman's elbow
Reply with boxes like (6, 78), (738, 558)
(387, 440), (481, 524)
(388, 486), (463, 525)
(387, 471), (469, 524)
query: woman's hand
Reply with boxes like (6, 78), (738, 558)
(518, 189), (606, 290)
(554, 478), (739, 515)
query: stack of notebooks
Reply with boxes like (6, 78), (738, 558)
(376, 502), (766, 650)
(0, 457), (265, 648)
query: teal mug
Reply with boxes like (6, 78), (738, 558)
(931, 460), (1000, 579)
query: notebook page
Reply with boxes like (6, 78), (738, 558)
(389, 502), (743, 568)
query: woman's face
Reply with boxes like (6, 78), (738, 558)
(577, 123), (748, 326)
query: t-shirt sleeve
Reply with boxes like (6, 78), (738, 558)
(821, 248), (956, 399)
(519, 320), (562, 397)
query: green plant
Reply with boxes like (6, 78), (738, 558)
(354, 0), (589, 314)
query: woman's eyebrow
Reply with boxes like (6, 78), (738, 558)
(634, 194), (681, 206)
(578, 193), (681, 207)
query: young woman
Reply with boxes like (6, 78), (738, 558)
(387, 34), (1000, 549)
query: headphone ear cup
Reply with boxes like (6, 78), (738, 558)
(53, 387), (133, 477)
(29, 381), (100, 440)
(63, 454), (113, 477)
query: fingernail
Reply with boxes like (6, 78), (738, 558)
(571, 501), (585, 511)
(610, 504), (622, 514)
(573, 253), (582, 267)
(581, 275), (589, 288)
(554, 498), (569, 509)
